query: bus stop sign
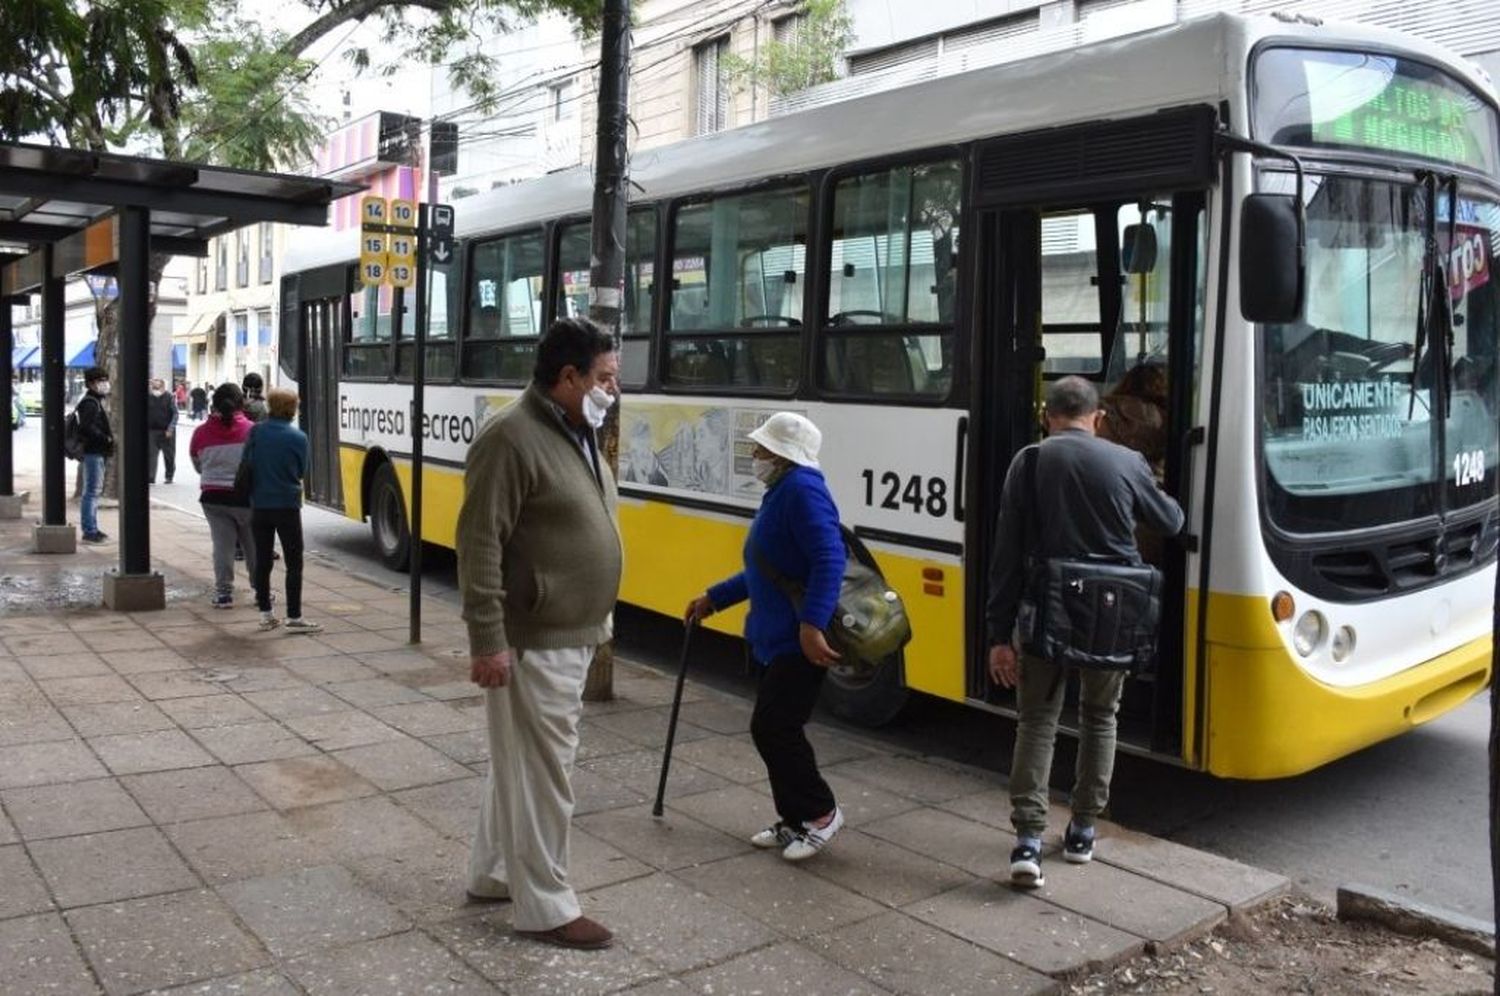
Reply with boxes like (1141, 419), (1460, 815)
(430, 204), (455, 265)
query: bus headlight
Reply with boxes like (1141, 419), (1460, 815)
(1331, 625), (1356, 663)
(1293, 611), (1326, 657)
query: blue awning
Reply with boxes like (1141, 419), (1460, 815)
(17, 347), (41, 370)
(11, 346), (37, 368)
(68, 340), (95, 368)
(171, 344), (186, 369)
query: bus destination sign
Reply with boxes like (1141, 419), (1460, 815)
(1311, 77), (1489, 170)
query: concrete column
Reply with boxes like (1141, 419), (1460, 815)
(34, 248), (74, 552)
(0, 296), (25, 519)
(106, 206), (164, 610)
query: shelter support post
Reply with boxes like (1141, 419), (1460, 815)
(0, 295), (25, 519)
(33, 247), (73, 552)
(105, 205), (163, 610)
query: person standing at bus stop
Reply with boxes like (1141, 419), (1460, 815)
(684, 412), (847, 862)
(456, 317), (621, 951)
(74, 366), (114, 544)
(147, 378), (177, 484)
(986, 376), (1183, 888)
(246, 388), (320, 634)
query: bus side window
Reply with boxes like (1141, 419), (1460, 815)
(821, 158), (960, 400)
(558, 209), (657, 389)
(463, 230), (545, 383)
(396, 258), (458, 383)
(666, 185), (808, 393)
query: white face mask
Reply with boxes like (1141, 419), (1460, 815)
(751, 456), (781, 485)
(94, 382), (111, 396)
(582, 385), (613, 429)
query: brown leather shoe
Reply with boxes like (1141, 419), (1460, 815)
(464, 890), (511, 905)
(516, 915), (613, 950)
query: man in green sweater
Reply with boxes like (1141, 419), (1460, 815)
(457, 317), (622, 950)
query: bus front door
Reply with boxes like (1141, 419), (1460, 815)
(301, 296), (344, 511)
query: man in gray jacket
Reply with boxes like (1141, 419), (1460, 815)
(986, 375), (1183, 888)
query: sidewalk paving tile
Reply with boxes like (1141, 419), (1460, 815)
(575, 724), (645, 763)
(578, 748), (730, 801)
(218, 865), (411, 958)
(121, 766), (268, 824)
(285, 930), (496, 996)
(0, 740), (108, 789)
(0, 705), (77, 746)
(424, 729), (490, 765)
(332, 738), (474, 791)
(61, 700), (177, 737)
(674, 940), (888, 995)
(0, 913), (98, 996)
(670, 733), (766, 784)
(805, 728), (880, 766)
(313, 631), (410, 655)
(801, 828), (977, 908)
(166, 810), (328, 883)
(435, 910), (664, 995)
(242, 685), (350, 720)
(1093, 827), (1290, 912)
(326, 677), (430, 710)
(570, 827), (655, 893)
(584, 873), (779, 974)
(0, 806), (14, 845)
(411, 680), (480, 702)
(808, 909), (1059, 996)
(862, 808), (1009, 880)
(218, 666), (311, 692)
(148, 968), (302, 996)
(67, 889), (269, 995)
(588, 706), (714, 749)
(30, 825), (201, 907)
(906, 880), (1144, 978)
(236, 755), (378, 809)
(285, 796), (447, 861)
(89, 729), (216, 775)
(821, 771), (924, 827)
(192, 721), (319, 765)
(3, 777), (150, 839)
(38, 674), (143, 706)
(128, 670), (227, 701)
(1029, 858), (1226, 946)
(285, 710), (407, 751)
(937, 788), (1071, 838)
(676, 696), (753, 735)
(18, 653), (112, 679)
(156, 694), (269, 730)
(668, 784), (776, 842)
(369, 701), (481, 737)
(282, 656), (380, 685)
(343, 838), (475, 922)
(577, 806), (750, 871)
(676, 851), (885, 937)
(354, 648), (448, 676)
(825, 754), (994, 804)
(80, 629), (168, 654)
(102, 649), (196, 675)
(4, 632), (89, 657)
(0, 844), (54, 918)
(392, 778), (483, 841)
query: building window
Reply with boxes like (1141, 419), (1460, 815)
(215, 239), (227, 291)
(196, 257), (208, 294)
(235, 229), (251, 287)
(694, 35), (732, 135)
(549, 80), (574, 122)
(258, 225), (274, 284)
(772, 13), (804, 46)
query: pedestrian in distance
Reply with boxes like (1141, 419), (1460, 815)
(147, 377), (178, 484)
(74, 366), (114, 544)
(190, 384), (256, 609)
(986, 375), (1184, 888)
(241, 371), (268, 423)
(456, 316), (621, 951)
(685, 412), (847, 862)
(174, 379), (188, 412)
(245, 387), (320, 634)
(189, 383), (208, 422)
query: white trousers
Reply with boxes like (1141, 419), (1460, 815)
(467, 644), (593, 931)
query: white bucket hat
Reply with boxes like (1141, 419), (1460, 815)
(748, 412), (822, 469)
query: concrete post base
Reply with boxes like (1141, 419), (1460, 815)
(33, 523), (76, 554)
(103, 571), (166, 612)
(0, 492), (30, 520)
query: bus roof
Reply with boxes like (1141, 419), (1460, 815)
(284, 11), (1494, 274)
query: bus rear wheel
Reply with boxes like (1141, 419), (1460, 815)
(820, 652), (908, 727)
(369, 461), (410, 572)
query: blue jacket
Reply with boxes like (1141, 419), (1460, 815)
(245, 417), (308, 509)
(708, 465), (844, 664)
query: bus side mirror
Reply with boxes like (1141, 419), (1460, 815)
(1239, 194), (1305, 324)
(1122, 224), (1157, 274)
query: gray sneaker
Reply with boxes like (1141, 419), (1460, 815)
(284, 618), (322, 634)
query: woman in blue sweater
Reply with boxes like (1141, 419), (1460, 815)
(246, 388), (321, 633)
(686, 412), (846, 861)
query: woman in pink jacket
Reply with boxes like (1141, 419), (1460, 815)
(190, 384), (256, 608)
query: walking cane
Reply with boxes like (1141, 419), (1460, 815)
(652, 619), (697, 818)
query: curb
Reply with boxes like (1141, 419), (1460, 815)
(1336, 883), (1496, 958)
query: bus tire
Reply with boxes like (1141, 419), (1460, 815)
(820, 652), (908, 727)
(369, 461), (410, 572)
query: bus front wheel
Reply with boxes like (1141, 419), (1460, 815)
(820, 652), (908, 727)
(369, 462), (411, 572)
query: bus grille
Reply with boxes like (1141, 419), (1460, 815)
(1310, 520), (1492, 597)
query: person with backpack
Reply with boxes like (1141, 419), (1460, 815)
(147, 378), (178, 484)
(684, 412), (847, 862)
(190, 384), (255, 608)
(189, 384), (208, 421)
(241, 372), (268, 423)
(72, 366), (114, 544)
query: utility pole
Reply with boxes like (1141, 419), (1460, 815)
(582, 0), (631, 703)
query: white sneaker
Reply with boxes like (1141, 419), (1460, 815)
(750, 821), (797, 849)
(258, 615), (281, 632)
(781, 807), (844, 862)
(284, 618), (323, 634)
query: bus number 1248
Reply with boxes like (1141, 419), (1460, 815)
(861, 469), (949, 517)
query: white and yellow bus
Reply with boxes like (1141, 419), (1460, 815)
(279, 13), (1500, 778)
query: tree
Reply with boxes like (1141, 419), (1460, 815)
(723, 0), (853, 99)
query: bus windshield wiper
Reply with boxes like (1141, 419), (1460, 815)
(1410, 171), (1459, 419)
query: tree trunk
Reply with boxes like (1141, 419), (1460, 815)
(581, 0), (631, 704)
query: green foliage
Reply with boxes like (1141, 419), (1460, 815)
(724, 0), (853, 99)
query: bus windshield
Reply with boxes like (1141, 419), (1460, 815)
(1259, 173), (1500, 533)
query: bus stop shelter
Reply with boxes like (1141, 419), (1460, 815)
(0, 142), (360, 610)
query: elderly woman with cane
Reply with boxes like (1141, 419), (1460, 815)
(684, 412), (846, 861)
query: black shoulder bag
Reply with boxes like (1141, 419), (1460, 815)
(1015, 446), (1163, 673)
